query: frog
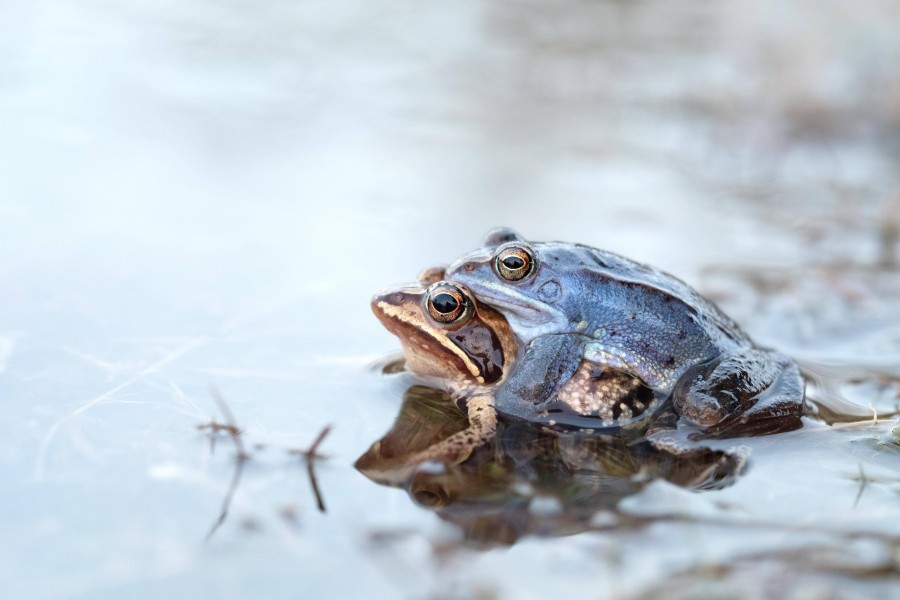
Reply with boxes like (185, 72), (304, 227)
(443, 228), (805, 439)
(371, 277), (661, 464)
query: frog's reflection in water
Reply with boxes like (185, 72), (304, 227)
(355, 385), (746, 547)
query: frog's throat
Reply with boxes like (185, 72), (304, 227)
(373, 299), (486, 384)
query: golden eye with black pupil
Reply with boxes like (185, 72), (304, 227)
(426, 283), (470, 324)
(494, 244), (534, 281)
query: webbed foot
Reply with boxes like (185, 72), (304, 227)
(673, 348), (805, 439)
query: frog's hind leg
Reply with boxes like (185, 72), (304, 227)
(406, 396), (497, 465)
(673, 349), (805, 440)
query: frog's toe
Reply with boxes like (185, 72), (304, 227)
(406, 433), (479, 466)
(417, 265), (447, 286)
(676, 390), (739, 426)
(689, 399), (803, 440)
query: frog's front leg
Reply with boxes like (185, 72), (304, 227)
(406, 396), (497, 465)
(672, 348), (805, 440)
(494, 333), (587, 420)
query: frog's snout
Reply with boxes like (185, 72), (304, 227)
(371, 291), (403, 315)
(371, 285), (427, 329)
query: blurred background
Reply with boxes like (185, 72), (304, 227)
(1, 1), (899, 598)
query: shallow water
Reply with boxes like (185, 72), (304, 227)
(2, 1), (899, 598)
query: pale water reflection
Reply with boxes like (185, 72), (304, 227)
(1, 0), (899, 598)
(356, 384), (747, 548)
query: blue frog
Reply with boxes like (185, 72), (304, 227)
(444, 228), (805, 439)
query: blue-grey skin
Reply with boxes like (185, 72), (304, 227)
(445, 228), (804, 439)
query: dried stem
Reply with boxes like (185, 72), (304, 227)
(289, 425), (332, 513)
(204, 386), (250, 542)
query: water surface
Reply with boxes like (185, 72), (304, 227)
(2, 1), (899, 598)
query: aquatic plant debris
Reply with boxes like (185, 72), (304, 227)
(289, 425), (332, 513)
(203, 386), (249, 542)
(853, 463), (868, 509)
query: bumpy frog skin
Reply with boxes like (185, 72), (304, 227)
(445, 228), (805, 438)
(371, 279), (655, 463)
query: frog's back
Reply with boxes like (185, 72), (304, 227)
(574, 243), (748, 343)
(535, 242), (751, 389)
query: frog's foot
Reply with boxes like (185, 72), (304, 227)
(645, 430), (751, 490)
(406, 396), (497, 465)
(417, 265), (447, 286)
(673, 349), (805, 440)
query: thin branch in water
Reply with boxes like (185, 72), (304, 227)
(307, 425), (331, 513)
(853, 462), (868, 509)
(203, 386), (250, 542)
(306, 425), (332, 460)
(207, 386), (248, 460)
(197, 420), (242, 455)
(289, 425), (332, 513)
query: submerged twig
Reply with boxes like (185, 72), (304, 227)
(306, 425), (332, 460)
(203, 386), (250, 542)
(853, 463), (868, 509)
(289, 425), (332, 513)
(307, 426), (331, 512)
(196, 420), (242, 455)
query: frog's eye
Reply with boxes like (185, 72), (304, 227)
(426, 283), (471, 324)
(494, 244), (534, 281)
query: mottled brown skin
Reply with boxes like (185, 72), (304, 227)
(372, 282), (513, 463)
(555, 366), (654, 426)
(372, 284), (516, 391)
(372, 281), (657, 464)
